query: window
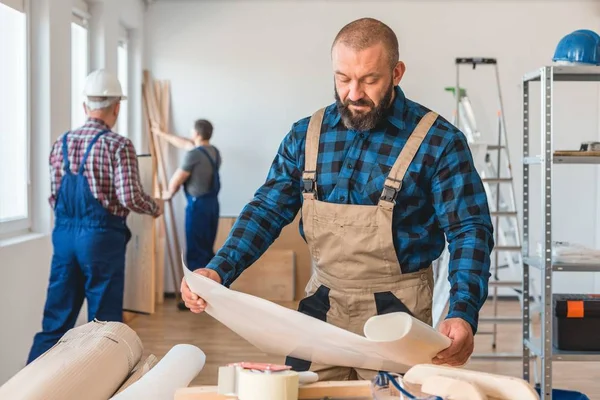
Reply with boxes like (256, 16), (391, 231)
(117, 38), (129, 137)
(0, 0), (29, 235)
(71, 16), (89, 129)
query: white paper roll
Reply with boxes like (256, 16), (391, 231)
(237, 369), (299, 400)
(110, 344), (206, 400)
(363, 312), (452, 367)
(183, 262), (451, 373)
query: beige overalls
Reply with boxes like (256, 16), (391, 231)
(284, 108), (439, 381)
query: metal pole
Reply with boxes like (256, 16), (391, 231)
(493, 113), (502, 349)
(455, 62), (460, 129)
(540, 66), (553, 400)
(522, 77), (531, 384)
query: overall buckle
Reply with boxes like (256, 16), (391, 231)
(380, 185), (399, 203)
(302, 178), (316, 193)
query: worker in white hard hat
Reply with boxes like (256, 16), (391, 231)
(27, 69), (164, 364)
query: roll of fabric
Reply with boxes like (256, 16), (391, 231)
(0, 320), (143, 400)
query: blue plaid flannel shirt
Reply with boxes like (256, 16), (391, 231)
(206, 86), (494, 333)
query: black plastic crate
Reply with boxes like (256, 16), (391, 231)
(553, 294), (600, 351)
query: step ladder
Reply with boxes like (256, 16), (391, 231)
(432, 58), (541, 363)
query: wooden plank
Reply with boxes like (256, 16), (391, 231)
(155, 216), (166, 304)
(123, 154), (156, 314)
(299, 381), (371, 398)
(143, 71), (183, 301)
(143, 79), (169, 305)
(174, 381), (372, 400)
(162, 81), (170, 130)
(554, 150), (600, 157)
(213, 215), (312, 301)
(231, 249), (295, 301)
(151, 79), (167, 304)
(145, 73), (184, 291)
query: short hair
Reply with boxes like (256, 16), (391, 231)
(331, 18), (399, 69)
(85, 96), (120, 111)
(194, 119), (213, 140)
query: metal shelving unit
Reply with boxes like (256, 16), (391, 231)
(521, 65), (600, 399)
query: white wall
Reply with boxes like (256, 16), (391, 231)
(0, 0), (145, 384)
(0, 236), (52, 384)
(145, 0), (600, 294)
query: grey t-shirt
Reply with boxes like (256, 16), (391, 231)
(181, 145), (221, 197)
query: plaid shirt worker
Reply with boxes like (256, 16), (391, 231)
(49, 118), (161, 218)
(208, 86), (494, 333)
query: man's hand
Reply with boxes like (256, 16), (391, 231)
(161, 190), (173, 201)
(153, 198), (164, 218)
(181, 268), (222, 313)
(432, 318), (474, 366)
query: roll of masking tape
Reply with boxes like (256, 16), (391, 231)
(237, 368), (299, 400)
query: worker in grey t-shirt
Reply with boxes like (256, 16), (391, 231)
(158, 119), (221, 276)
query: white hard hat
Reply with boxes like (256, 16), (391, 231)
(82, 69), (127, 99)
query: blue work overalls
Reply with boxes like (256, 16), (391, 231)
(184, 147), (221, 270)
(27, 130), (131, 364)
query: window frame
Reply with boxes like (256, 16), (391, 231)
(0, 0), (31, 238)
(70, 9), (90, 130)
(71, 1), (90, 30)
(72, 0), (90, 75)
(117, 28), (129, 137)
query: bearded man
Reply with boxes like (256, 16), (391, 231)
(180, 17), (494, 381)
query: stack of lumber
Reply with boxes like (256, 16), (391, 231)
(214, 215), (314, 302)
(142, 70), (183, 304)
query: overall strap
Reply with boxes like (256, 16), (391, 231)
(302, 107), (326, 200)
(379, 111), (438, 208)
(196, 146), (220, 194)
(195, 146), (218, 171)
(78, 130), (110, 174)
(61, 132), (71, 174)
(214, 148), (221, 170)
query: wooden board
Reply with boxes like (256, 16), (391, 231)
(230, 249), (295, 301)
(554, 150), (600, 156)
(155, 216), (166, 304)
(123, 154), (156, 314)
(174, 381), (372, 400)
(270, 214), (312, 300)
(213, 215), (312, 301)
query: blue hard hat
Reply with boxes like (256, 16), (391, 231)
(553, 29), (600, 65)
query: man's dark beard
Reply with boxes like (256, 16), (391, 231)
(335, 84), (394, 132)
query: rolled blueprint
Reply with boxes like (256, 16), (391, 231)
(110, 344), (206, 400)
(183, 263), (451, 373)
(363, 312), (451, 367)
(0, 321), (143, 400)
